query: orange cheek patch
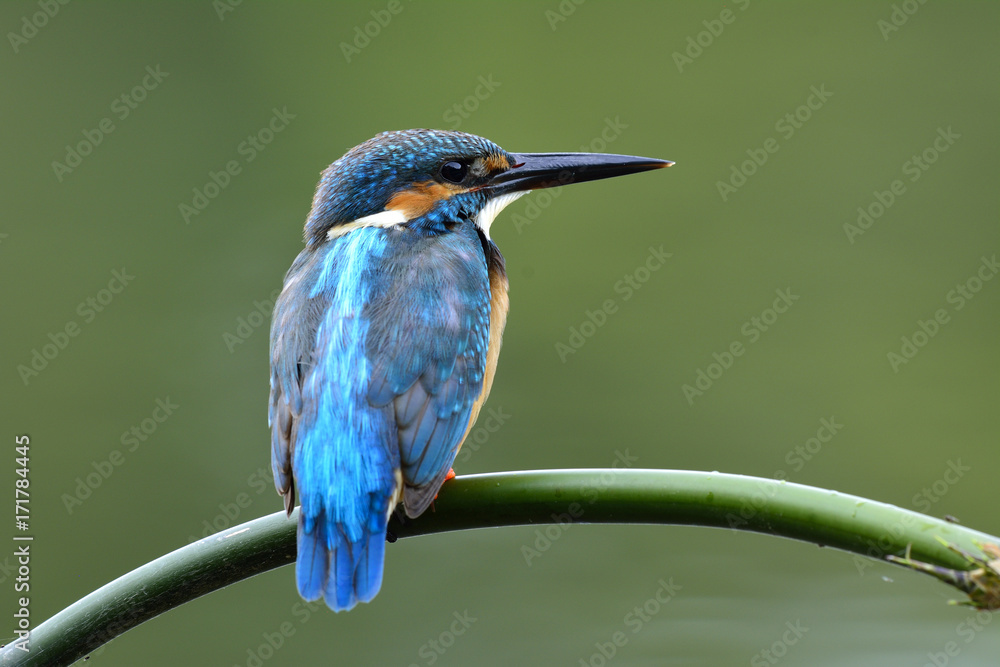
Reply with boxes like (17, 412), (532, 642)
(387, 181), (459, 219)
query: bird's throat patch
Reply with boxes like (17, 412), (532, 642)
(475, 191), (526, 239)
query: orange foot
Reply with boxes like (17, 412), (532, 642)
(431, 469), (457, 510)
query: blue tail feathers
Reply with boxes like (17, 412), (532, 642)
(292, 404), (397, 611)
(296, 504), (390, 611)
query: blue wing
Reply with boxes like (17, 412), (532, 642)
(365, 230), (491, 516)
(269, 224), (491, 610)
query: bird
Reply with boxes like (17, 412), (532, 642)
(269, 129), (672, 611)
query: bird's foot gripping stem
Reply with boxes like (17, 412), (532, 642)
(430, 469), (457, 511)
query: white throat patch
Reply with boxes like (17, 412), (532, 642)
(475, 191), (527, 239)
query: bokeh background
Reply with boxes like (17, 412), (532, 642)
(3, 1), (998, 665)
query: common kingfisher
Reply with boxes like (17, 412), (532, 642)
(269, 129), (671, 611)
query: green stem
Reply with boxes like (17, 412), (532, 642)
(3, 469), (996, 666)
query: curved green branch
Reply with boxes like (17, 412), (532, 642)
(3, 469), (997, 666)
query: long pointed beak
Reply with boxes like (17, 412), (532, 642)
(489, 152), (673, 194)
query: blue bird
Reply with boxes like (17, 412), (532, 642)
(269, 129), (671, 611)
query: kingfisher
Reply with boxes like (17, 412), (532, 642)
(269, 129), (671, 611)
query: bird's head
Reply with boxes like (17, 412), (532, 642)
(304, 129), (672, 246)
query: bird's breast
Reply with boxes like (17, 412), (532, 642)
(459, 239), (508, 445)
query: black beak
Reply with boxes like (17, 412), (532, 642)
(489, 152), (673, 194)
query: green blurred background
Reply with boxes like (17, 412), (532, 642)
(3, 1), (998, 664)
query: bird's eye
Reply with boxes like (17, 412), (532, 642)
(440, 161), (467, 184)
